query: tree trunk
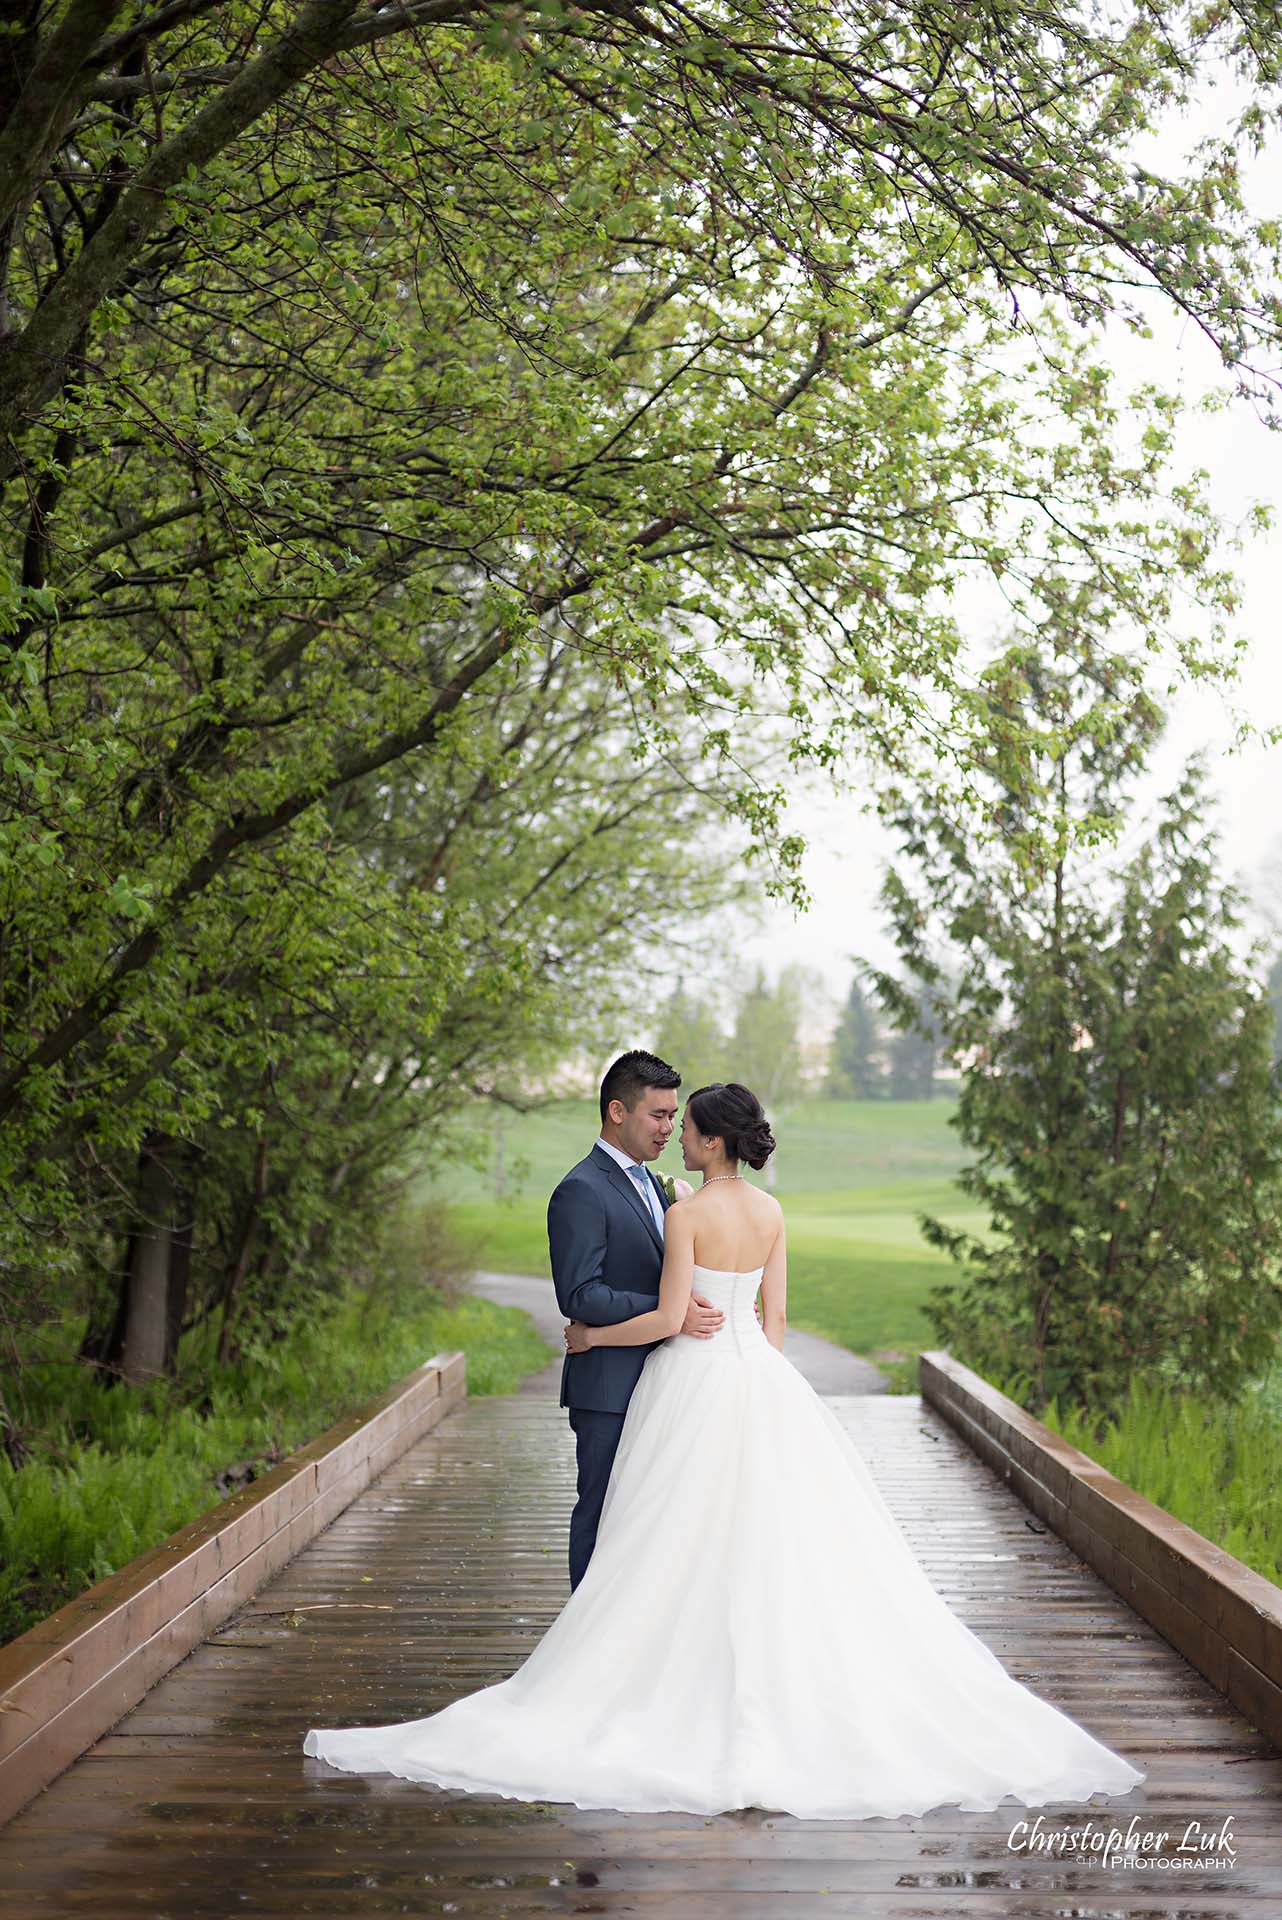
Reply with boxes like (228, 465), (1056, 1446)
(164, 1142), (200, 1370)
(121, 1131), (178, 1385)
(80, 1134), (198, 1382)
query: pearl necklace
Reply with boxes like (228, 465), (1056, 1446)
(701, 1173), (742, 1186)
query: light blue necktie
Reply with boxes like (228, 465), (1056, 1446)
(628, 1162), (660, 1232)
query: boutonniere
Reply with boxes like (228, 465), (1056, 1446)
(656, 1173), (693, 1204)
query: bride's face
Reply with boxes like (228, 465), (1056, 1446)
(678, 1107), (705, 1170)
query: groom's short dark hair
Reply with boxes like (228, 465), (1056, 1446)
(599, 1049), (681, 1122)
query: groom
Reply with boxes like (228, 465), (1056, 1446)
(548, 1048), (725, 1590)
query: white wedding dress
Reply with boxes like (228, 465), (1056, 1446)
(304, 1265), (1146, 1818)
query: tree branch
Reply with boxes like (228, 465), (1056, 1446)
(0, 0), (127, 235)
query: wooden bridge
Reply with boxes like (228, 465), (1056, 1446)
(1, 1320), (1281, 1916)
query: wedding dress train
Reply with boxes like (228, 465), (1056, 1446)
(303, 1265), (1146, 1818)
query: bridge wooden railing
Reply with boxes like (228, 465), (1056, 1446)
(921, 1349), (1282, 1754)
(0, 1349), (466, 1824)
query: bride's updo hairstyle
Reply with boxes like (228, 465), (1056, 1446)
(686, 1082), (776, 1171)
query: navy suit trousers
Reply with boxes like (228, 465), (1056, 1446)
(567, 1407), (626, 1591)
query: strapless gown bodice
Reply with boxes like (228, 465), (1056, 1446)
(675, 1263), (768, 1353)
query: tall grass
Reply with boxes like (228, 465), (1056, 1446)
(980, 1361), (1282, 1591)
(0, 1280), (552, 1645)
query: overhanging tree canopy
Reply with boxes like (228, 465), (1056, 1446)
(0, 0), (1278, 1253)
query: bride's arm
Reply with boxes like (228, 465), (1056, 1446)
(759, 1214), (786, 1352)
(570, 1204), (695, 1349)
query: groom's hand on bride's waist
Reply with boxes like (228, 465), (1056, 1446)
(682, 1292), (725, 1340)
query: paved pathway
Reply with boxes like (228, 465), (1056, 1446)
(472, 1269), (890, 1396)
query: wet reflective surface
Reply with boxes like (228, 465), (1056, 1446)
(1, 1392), (1279, 1916)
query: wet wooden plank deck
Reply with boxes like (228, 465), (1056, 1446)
(2, 1389), (1280, 1917)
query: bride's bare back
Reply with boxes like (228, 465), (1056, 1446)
(684, 1178), (786, 1347)
(687, 1178), (781, 1272)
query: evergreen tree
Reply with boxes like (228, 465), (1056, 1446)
(827, 976), (885, 1099)
(866, 642), (1282, 1414)
(888, 987), (939, 1100)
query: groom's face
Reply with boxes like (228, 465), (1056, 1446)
(610, 1089), (678, 1162)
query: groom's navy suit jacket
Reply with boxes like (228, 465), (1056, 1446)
(548, 1144), (671, 1415)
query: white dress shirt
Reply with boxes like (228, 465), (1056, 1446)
(595, 1134), (665, 1235)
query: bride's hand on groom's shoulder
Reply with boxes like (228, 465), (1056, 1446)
(564, 1320), (595, 1353)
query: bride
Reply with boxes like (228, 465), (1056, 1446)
(304, 1081), (1146, 1819)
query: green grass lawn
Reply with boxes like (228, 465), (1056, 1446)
(425, 1097), (985, 1388)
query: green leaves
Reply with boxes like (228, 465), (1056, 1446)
(0, 0), (1277, 1360)
(105, 875), (156, 923)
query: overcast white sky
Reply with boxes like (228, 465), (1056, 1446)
(741, 77), (1282, 1032)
